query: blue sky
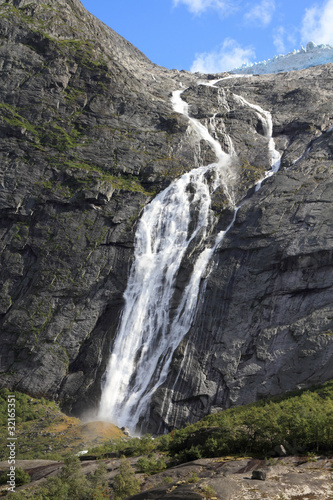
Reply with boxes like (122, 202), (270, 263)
(80, 0), (333, 72)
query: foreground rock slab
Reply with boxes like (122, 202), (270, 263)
(1, 455), (332, 499)
(129, 456), (333, 499)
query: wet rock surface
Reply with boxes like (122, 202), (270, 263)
(0, 0), (332, 428)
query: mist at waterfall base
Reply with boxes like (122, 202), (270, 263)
(98, 79), (281, 434)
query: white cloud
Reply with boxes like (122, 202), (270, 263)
(244, 0), (275, 27)
(273, 26), (297, 55)
(273, 27), (286, 54)
(190, 38), (255, 73)
(173, 0), (231, 15)
(301, 0), (333, 45)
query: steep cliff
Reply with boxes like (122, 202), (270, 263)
(0, 0), (199, 414)
(0, 0), (332, 431)
(147, 69), (333, 432)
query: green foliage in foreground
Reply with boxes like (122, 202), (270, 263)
(0, 389), (72, 460)
(112, 458), (141, 500)
(0, 389), (47, 427)
(0, 467), (30, 486)
(167, 380), (333, 462)
(12, 455), (109, 500)
(137, 454), (167, 475)
(89, 433), (158, 458)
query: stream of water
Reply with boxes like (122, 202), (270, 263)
(98, 79), (281, 432)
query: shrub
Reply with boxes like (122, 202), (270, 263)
(187, 472), (200, 483)
(0, 467), (30, 486)
(162, 476), (174, 484)
(112, 458), (141, 500)
(12, 455), (109, 499)
(137, 454), (167, 475)
(162, 380), (333, 462)
(200, 483), (217, 499)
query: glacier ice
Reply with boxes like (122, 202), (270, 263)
(230, 42), (333, 75)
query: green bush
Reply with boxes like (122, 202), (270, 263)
(112, 458), (141, 500)
(187, 472), (200, 483)
(89, 433), (158, 459)
(12, 455), (109, 500)
(163, 380), (333, 462)
(162, 476), (174, 484)
(0, 467), (30, 486)
(200, 483), (217, 499)
(137, 454), (167, 475)
(177, 444), (203, 463)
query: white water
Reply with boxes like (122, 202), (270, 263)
(99, 80), (281, 432)
(98, 90), (235, 431)
(171, 90), (235, 204)
(233, 93), (281, 189)
(199, 74), (253, 87)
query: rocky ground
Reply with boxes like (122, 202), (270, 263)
(2, 455), (332, 499)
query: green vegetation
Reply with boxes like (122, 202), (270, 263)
(89, 433), (157, 459)
(0, 102), (82, 152)
(64, 87), (86, 104)
(35, 158), (155, 197)
(187, 472), (200, 483)
(111, 458), (141, 500)
(0, 103), (39, 137)
(198, 483), (218, 499)
(0, 467), (30, 486)
(89, 380), (333, 464)
(0, 389), (123, 460)
(40, 123), (82, 152)
(137, 454), (167, 475)
(0, 390), (46, 428)
(0, 383), (332, 498)
(12, 455), (110, 500)
(0, 4), (160, 200)
(61, 160), (154, 195)
(162, 476), (174, 484)
(165, 380), (333, 462)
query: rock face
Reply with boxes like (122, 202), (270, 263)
(146, 68), (333, 432)
(0, 0), (199, 415)
(0, 0), (332, 430)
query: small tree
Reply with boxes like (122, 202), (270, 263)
(112, 458), (141, 500)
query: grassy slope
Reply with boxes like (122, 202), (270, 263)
(0, 389), (124, 460)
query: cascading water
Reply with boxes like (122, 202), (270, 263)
(98, 79), (281, 433)
(98, 89), (235, 431)
(232, 93), (281, 189)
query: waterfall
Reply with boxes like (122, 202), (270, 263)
(232, 93), (281, 189)
(157, 84), (282, 430)
(98, 80), (281, 433)
(98, 89), (235, 431)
